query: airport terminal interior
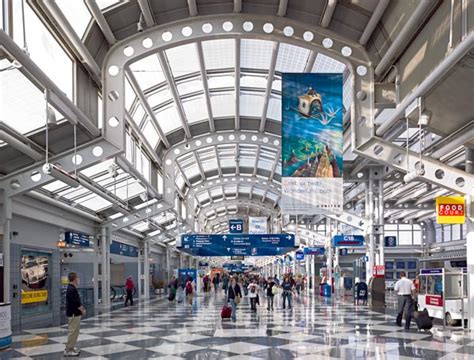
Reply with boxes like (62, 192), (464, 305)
(0, 0), (474, 359)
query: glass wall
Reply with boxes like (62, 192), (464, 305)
(434, 223), (465, 243)
(384, 223), (422, 245)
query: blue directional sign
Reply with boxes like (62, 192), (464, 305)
(362, 255), (369, 262)
(303, 247), (325, 256)
(333, 235), (365, 247)
(339, 248), (348, 256)
(295, 251), (304, 261)
(178, 268), (197, 282)
(198, 261), (209, 267)
(223, 263), (249, 272)
(179, 233), (296, 256)
(384, 236), (397, 247)
(229, 219), (244, 233)
(110, 241), (139, 257)
(65, 231), (90, 247)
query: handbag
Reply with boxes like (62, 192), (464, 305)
(272, 285), (279, 295)
(234, 295), (241, 304)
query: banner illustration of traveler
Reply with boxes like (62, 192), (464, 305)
(281, 73), (343, 214)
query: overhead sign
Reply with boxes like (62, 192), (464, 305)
(303, 247), (325, 256)
(249, 217), (268, 234)
(333, 235), (365, 247)
(179, 233), (296, 257)
(436, 196), (465, 224)
(420, 268), (443, 275)
(178, 268), (197, 282)
(384, 236), (397, 247)
(281, 73), (344, 215)
(110, 241), (139, 257)
(65, 231), (90, 247)
(223, 263), (249, 273)
(229, 219), (244, 233)
(339, 248), (348, 256)
(362, 256), (369, 262)
(295, 251), (304, 261)
(198, 261), (209, 267)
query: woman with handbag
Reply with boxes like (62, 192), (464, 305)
(227, 276), (242, 322)
(266, 277), (276, 311)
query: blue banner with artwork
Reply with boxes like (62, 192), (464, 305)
(281, 73), (343, 215)
(178, 234), (296, 257)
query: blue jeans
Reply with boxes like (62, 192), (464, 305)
(283, 291), (292, 309)
(229, 299), (237, 321)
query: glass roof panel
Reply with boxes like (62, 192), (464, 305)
(208, 74), (234, 89)
(155, 105), (182, 133)
(56, 0), (91, 39)
(241, 74), (267, 89)
(106, 180), (145, 201)
(177, 78), (203, 96)
(125, 78), (136, 110)
(42, 180), (68, 193)
(202, 39), (235, 70)
(143, 120), (160, 148)
(240, 39), (274, 70)
(266, 95), (281, 121)
(240, 92), (264, 117)
(131, 103), (146, 127)
(312, 53), (346, 73)
(0, 67), (63, 134)
(80, 159), (115, 177)
(343, 74), (353, 110)
(211, 93), (235, 118)
(96, 0), (121, 9)
(165, 43), (200, 77)
(129, 54), (166, 91)
(79, 195), (112, 212)
(147, 86), (172, 108)
(182, 96), (209, 124)
(275, 44), (310, 73)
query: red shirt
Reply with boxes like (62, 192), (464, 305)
(126, 278), (134, 290)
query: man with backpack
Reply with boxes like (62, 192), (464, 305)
(185, 277), (194, 305)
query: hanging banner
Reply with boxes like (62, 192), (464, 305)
(436, 196), (465, 224)
(249, 217), (268, 234)
(281, 73), (344, 215)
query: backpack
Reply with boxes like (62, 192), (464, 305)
(185, 281), (193, 294)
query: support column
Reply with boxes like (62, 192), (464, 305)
(144, 240), (150, 299)
(366, 176), (375, 280)
(100, 226), (111, 309)
(378, 177), (385, 265)
(2, 194), (12, 303)
(137, 245), (142, 299)
(465, 147), (474, 330)
(165, 246), (171, 282)
(93, 234), (99, 309)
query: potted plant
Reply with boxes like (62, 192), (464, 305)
(152, 279), (165, 294)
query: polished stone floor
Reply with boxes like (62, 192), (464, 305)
(2, 289), (474, 359)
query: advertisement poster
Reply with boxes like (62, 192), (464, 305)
(0, 303), (12, 349)
(21, 251), (50, 307)
(248, 217), (268, 234)
(281, 73), (343, 215)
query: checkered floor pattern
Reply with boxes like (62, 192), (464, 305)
(2, 290), (474, 359)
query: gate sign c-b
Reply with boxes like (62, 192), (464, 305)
(229, 219), (244, 233)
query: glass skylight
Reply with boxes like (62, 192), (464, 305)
(56, 0), (92, 39)
(202, 39), (235, 70)
(143, 120), (160, 148)
(182, 96), (209, 124)
(275, 44), (310, 73)
(240, 39), (274, 70)
(177, 78), (203, 96)
(129, 54), (166, 91)
(240, 92), (264, 117)
(208, 75), (234, 89)
(211, 93), (235, 118)
(165, 43), (200, 77)
(155, 105), (182, 134)
(312, 53), (346, 73)
(266, 95), (281, 121)
(147, 86), (173, 108)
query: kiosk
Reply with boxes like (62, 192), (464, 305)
(417, 268), (467, 327)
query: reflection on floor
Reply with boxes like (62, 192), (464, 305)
(2, 290), (474, 359)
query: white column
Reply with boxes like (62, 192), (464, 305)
(326, 218), (332, 286)
(137, 247), (142, 299)
(378, 177), (385, 265)
(466, 148), (474, 329)
(93, 235), (99, 308)
(100, 227), (110, 309)
(1, 195), (12, 303)
(366, 176), (375, 280)
(144, 240), (150, 299)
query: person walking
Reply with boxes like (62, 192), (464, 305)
(266, 277), (276, 311)
(281, 275), (294, 310)
(64, 272), (85, 357)
(185, 277), (194, 305)
(248, 279), (258, 312)
(124, 276), (134, 306)
(227, 277), (242, 322)
(213, 274), (220, 293)
(395, 271), (416, 329)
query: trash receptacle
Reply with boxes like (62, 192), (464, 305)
(323, 284), (331, 297)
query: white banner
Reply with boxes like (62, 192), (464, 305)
(248, 217), (268, 234)
(0, 303), (12, 348)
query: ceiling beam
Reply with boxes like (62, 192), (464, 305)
(320, 0), (337, 28)
(156, 52), (192, 138)
(84, 0), (117, 45)
(260, 42), (279, 132)
(277, 0), (288, 17)
(196, 42), (215, 132)
(359, 0), (390, 46)
(234, 0), (242, 12)
(137, 0), (155, 28)
(187, 0), (198, 16)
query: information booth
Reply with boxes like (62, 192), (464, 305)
(417, 268), (467, 326)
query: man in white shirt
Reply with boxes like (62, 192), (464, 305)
(394, 271), (416, 329)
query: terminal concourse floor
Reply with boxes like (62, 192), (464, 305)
(3, 291), (474, 359)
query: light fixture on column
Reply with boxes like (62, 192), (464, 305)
(403, 168), (425, 184)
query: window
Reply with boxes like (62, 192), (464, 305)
(56, 0), (92, 39)
(13, 2), (73, 98)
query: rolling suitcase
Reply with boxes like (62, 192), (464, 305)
(413, 310), (433, 330)
(221, 305), (232, 319)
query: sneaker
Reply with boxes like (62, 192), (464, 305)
(74, 348), (81, 353)
(64, 350), (80, 357)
